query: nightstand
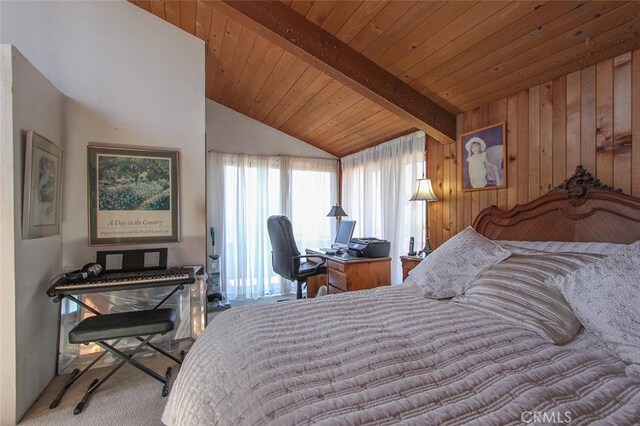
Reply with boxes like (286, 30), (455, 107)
(400, 255), (423, 280)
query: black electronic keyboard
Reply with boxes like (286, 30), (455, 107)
(47, 267), (196, 297)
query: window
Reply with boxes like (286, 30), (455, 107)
(341, 131), (426, 284)
(288, 158), (336, 250)
(208, 153), (338, 300)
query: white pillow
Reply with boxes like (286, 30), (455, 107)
(495, 240), (627, 255)
(555, 240), (640, 375)
(408, 227), (511, 299)
(453, 252), (605, 344)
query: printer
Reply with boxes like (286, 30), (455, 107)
(347, 238), (391, 258)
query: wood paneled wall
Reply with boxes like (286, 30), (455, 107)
(427, 50), (640, 248)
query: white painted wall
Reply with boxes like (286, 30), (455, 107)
(1, 1), (206, 422)
(206, 99), (336, 158)
(0, 44), (20, 426)
(0, 45), (64, 426)
(1, 0), (206, 270)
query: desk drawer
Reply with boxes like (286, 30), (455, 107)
(327, 270), (347, 292)
(327, 260), (344, 273)
(328, 284), (344, 295)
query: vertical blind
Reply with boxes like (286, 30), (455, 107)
(207, 152), (338, 300)
(341, 131), (426, 284)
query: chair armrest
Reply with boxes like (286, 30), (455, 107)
(295, 254), (327, 264)
(292, 254), (327, 274)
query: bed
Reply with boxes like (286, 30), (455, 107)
(163, 167), (640, 425)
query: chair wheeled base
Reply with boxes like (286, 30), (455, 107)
(52, 308), (182, 415)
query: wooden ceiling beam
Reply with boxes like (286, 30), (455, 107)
(210, 0), (456, 145)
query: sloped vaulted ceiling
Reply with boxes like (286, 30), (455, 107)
(131, 0), (640, 157)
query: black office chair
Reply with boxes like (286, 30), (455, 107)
(267, 215), (327, 299)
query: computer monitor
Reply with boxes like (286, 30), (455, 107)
(333, 220), (356, 249)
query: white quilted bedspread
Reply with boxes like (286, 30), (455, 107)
(162, 284), (640, 425)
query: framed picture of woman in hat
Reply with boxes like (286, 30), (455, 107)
(460, 122), (506, 191)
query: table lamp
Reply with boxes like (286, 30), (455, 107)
(326, 204), (348, 233)
(409, 178), (437, 256)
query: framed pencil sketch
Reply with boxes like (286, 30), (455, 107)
(460, 122), (507, 192)
(23, 131), (63, 239)
(88, 145), (179, 245)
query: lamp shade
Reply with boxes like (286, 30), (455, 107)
(410, 178), (437, 202)
(326, 204), (348, 217)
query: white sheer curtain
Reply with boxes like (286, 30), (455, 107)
(285, 157), (339, 249)
(341, 131), (426, 284)
(207, 152), (338, 300)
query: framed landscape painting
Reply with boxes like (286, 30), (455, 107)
(23, 131), (63, 239)
(460, 122), (507, 192)
(88, 146), (179, 245)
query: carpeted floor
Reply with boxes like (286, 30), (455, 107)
(19, 296), (282, 425)
(19, 357), (181, 425)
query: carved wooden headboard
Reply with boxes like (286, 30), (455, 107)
(473, 166), (640, 244)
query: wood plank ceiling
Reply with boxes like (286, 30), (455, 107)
(131, 1), (640, 158)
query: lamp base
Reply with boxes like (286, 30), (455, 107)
(418, 239), (433, 257)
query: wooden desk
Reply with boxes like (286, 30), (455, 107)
(400, 255), (423, 280)
(306, 251), (391, 296)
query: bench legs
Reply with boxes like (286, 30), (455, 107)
(49, 339), (121, 409)
(51, 333), (180, 415)
(72, 334), (176, 415)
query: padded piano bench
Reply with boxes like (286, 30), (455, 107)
(69, 309), (177, 344)
(61, 309), (181, 415)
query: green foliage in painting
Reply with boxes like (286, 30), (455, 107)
(98, 156), (171, 211)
